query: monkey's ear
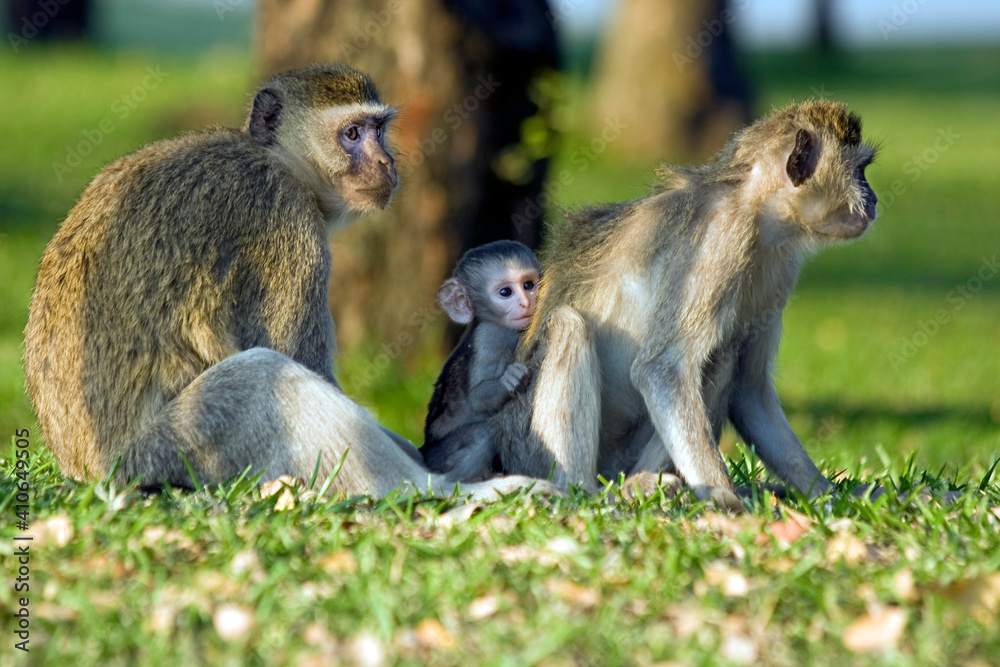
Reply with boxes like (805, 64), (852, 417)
(249, 88), (282, 146)
(438, 279), (474, 324)
(785, 128), (818, 187)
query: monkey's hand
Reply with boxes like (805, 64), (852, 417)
(620, 471), (683, 504)
(500, 363), (531, 393)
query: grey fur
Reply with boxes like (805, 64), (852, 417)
(23, 64), (554, 501)
(490, 100), (878, 507)
(423, 241), (541, 480)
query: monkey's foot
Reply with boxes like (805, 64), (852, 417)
(621, 471), (683, 503)
(690, 485), (746, 514)
(461, 475), (565, 502)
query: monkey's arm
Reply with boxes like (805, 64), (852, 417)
(424, 334), (474, 446)
(467, 378), (514, 413)
(728, 325), (832, 496)
(466, 326), (523, 414)
(252, 201), (341, 387)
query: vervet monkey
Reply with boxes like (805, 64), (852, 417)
(490, 100), (878, 508)
(23, 63), (554, 501)
(422, 241), (541, 480)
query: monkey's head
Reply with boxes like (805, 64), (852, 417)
(738, 99), (878, 244)
(247, 64), (399, 223)
(438, 241), (541, 331)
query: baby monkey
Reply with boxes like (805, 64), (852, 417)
(422, 241), (541, 479)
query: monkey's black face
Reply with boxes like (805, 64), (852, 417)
(338, 114), (398, 212)
(856, 163), (877, 222)
(835, 156), (878, 239)
(785, 135), (879, 241)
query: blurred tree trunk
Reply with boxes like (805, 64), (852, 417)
(7, 0), (91, 45)
(590, 0), (751, 161)
(814, 0), (835, 53)
(257, 0), (557, 357)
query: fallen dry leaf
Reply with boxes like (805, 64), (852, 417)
(142, 525), (197, 551)
(936, 573), (1000, 623)
(704, 562), (750, 597)
(346, 631), (386, 667)
(766, 519), (807, 544)
(434, 503), (482, 527)
(35, 602), (78, 622)
(24, 514), (74, 548)
(195, 571), (239, 598)
(543, 536), (580, 558)
(499, 545), (532, 565)
(758, 507), (812, 545)
(763, 556), (795, 573)
(149, 601), (178, 634)
(893, 569), (918, 603)
(697, 513), (763, 539)
(544, 579), (600, 610)
(828, 517), (854, 532)
(302, 622), (334, 647)
(662, 605), (708, 640)
(322, 550), (359, 575)
(720, 632), (758, 665)
(468, 593), (501, 620)
(842, 606), (906, 653)
(624, 597), (649, 616)
(826, 532), (872, 566)
(415, 618), (455, 650)
(488, 514), (517, 533)
(260, 474), (305, 510)
(600, 550), (630, 585)
(230, 549), (260, 577)
(213, 604), (255, 642)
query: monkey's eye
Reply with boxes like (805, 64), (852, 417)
(375, 123), (383, 139)
(498, 287), (513, 298)
(345, 126), (360, 141)
(523, 280), (535, 291)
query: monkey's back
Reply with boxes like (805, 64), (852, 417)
(23, 130), (330, 480)
(423, 327), (475, 447)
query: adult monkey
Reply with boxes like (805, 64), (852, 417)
(486, 100), (879, 509)
(23, 64), (553, 501)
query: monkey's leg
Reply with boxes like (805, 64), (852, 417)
(425, 423), (497, 482)
(528, 306), (602, 492)
(381, 426), (425, 465)
(629, 428), (675, 474)
(122, 348), (554, 500)
(626, 431), (789, 506)
(729, 380), (832, 498)
(631, 355), (740, 506)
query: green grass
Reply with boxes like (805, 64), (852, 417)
(2, 45), (999, 665)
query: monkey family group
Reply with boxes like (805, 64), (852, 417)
(24, 65), (879, 512)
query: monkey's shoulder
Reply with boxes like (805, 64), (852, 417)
(73, 130), (327, 261)
(103, 130), (317, 226)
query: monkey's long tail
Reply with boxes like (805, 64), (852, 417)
(528, 305), (602, 491)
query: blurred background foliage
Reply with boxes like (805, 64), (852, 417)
(1, 0), (998, 477)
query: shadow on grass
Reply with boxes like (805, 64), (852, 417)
(748, 47), (1000, 99)
(791, 399), (998, 429)
(0, 180), (74, 233)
